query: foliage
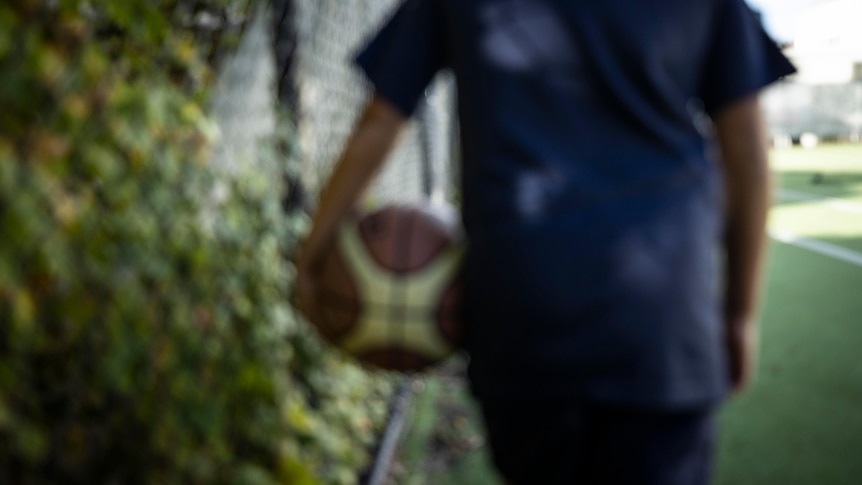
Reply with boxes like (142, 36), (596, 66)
(0, 1), (393, 483)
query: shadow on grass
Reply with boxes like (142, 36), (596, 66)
(777, 170), (862, 190)
(773, 170), (862, 208)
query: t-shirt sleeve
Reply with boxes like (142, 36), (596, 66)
(700, 0), (796, 116)
(355, 0), (449, 117)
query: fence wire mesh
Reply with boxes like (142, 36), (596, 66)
(287, 0), (458, 207)
(210, 5), (277, 179)
(207, 0), (460, 216)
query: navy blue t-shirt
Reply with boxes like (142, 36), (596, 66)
(356, 0), (795, 407)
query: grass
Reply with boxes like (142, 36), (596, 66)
(773, 144), (862, 203)
(388, 144), (862, 485)
(716, 144), (862, 485)
(384, 363), (502, 485)
(716, 242), (862, 485)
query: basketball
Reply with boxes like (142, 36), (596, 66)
(313, 203), (465, 372)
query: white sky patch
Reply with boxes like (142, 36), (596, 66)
(745, 0), (834, 42)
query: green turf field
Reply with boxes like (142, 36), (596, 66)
(389, 144), (862, 485)
(717, 144), (862, 485)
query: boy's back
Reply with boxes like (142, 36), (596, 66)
(358, 0), (794, 406)
(297, 1), (794, 482)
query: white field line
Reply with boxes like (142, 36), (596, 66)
(769, 230), (862, 268)
(777, 189), (862, 216)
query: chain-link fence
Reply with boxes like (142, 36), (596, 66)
(210, 5), (277, 177)
(764, 81), (862, 145)
(282, 0), (458, 207)
(207, 0), (462, 214)
(213, 0), (458, 210)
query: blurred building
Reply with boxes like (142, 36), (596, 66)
(761, 0), (862, 145)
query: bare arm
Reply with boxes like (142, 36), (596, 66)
(714, 94), (772, 393)
(295, 96), (408, 322)
(298, 96), (408, 265)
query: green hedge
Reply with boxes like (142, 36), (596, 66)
(0, 2), (392, 484)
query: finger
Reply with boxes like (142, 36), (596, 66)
(726, 338), (746, 394)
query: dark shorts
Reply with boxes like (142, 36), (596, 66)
(480, 399), (715, 485)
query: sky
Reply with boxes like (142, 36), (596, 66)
(745, 0), (835, 42)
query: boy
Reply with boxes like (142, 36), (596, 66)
(296, 1), (795, 483)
